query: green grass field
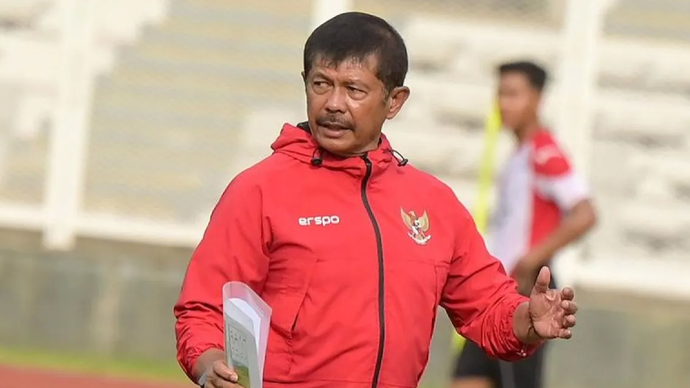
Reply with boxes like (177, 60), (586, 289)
(0, 346), (188, 383)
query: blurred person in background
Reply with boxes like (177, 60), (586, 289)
(175, 14), (579, 388)
(451, 61), (597, 388)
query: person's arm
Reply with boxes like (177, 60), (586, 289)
(516, 141), (597, 280)
(174, 173), (271, 383)
(522, 199), (596, 267)
(441, 200), (542, 360)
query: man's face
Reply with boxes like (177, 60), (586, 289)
(497, 72), (541, 131)
(303, 55), (409, 156)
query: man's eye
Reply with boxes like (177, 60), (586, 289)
(348, 86), (363, 93)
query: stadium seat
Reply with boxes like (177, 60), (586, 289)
(230, 107), (303, 177)
(94, 0), (168, 45)
(404, 17), (560, 78)
(81, 0), (311, 222)
(628, 150), (690, 191)
(0, 0), (52, 29)
(619, 199), (690, 242)
(0, 36), (59, 87)
(588, 140), (637, 196)
(1, 0), (687, 267)
(436, 176), (482, 209)
(595, 89), (690, 144)
(404, 73), (493, 127)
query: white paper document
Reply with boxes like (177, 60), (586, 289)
(223, 282), (272, 388)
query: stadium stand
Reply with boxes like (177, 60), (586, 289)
(84, 0), (310, 223)
(0, 0), (688, 263)
(0, 0), (168, 205)
(370, 0), (690, 264)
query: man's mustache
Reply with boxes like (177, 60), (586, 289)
(316, 116), (353, 129)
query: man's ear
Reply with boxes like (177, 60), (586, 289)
(386, 86), (410, 120)
(301, 71), (307, 82)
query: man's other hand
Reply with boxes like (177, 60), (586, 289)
(528, 266), (577, 340)
(202, 359), (240, 388)
(194, 349), (240, 388)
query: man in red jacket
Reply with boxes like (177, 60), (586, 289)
(174, 12), (578, 388)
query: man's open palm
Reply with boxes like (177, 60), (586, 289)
(529, 267), (578, 340)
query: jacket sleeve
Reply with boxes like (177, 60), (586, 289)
(174, 173), (270, 381)
(440, 201), (541, 361)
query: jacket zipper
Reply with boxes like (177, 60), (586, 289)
(361, 155), (386, 388)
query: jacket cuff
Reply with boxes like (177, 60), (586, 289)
(180, 344), (223, 382)
(503, 297), (542, 359)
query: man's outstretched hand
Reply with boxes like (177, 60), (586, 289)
(528, 266), (577, 340)
(513, 266), (578, 344)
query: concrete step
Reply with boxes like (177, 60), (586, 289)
(1, 139), (48, 204)
(594, 89), (690, 148)
(81, 179), (223, 222)
(169, 0), (311, 25)
(403, 16), (560, 76)
(122, 39), (299, 75)
(628, 150), (690, 189)
(82, 172), (203, 197)
(357, 0), (559, 29)
(589, 140), (638, 196)
(606, 0), (690, 42)
(81, 171), (223, 222)
(618, 200), (690, 254)
(82, 195), (183, 222)
(597, 39), (690, 93)
(4, 138), (47, 171)
(114, 50), (298, 84)
(94, 81), (253, 112)
(404, 72), (561, 128)
(140, 27), (300, 61)
(88, 120), (240, 158)
(157, 17), (306, 49)
(2, 175), (45, 202)
(94, 76), (302, 112)
(91, 96), (243, 123)
(382, 119), (513, 180)
(104, 58), (301, 103)
(0, 184), (44, 206)
(82, 142), (234, 176)
(91, 92), (243, 122)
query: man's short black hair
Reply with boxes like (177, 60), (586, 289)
(498, 61), (548, 92)
(303, 12), (408, 93)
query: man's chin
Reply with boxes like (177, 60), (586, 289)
(315, 136), (358, 157)
(321, 143), (356, 157)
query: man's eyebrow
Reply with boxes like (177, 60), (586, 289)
(344, 79), (370, 89)
(310, 70), (331, 79)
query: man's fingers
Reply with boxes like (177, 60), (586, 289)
(532, 266), (551, 293)
(559, 328), (572, 339)
(212, 360), (238, 383)
(561, 300), (578, 314)
(562, 314), (576, 328)
(560, 287), (575, 301)
(211, 379), (241, 388)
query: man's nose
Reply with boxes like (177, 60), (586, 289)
(325, 87), (347, 113)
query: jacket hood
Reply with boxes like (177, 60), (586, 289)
(271, 122), (407, 176)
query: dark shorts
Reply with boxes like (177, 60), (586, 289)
(452, 339), (547, 388)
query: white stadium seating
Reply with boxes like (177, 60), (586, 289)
(0, 0), (687, 278)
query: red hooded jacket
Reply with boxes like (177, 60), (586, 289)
(174, 123), (537, 388)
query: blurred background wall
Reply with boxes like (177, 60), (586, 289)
(0, 0), (689, 387)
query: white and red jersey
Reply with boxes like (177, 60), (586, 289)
(488, 130), (590, 274)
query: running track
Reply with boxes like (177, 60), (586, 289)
(0, 364), (194, 388)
